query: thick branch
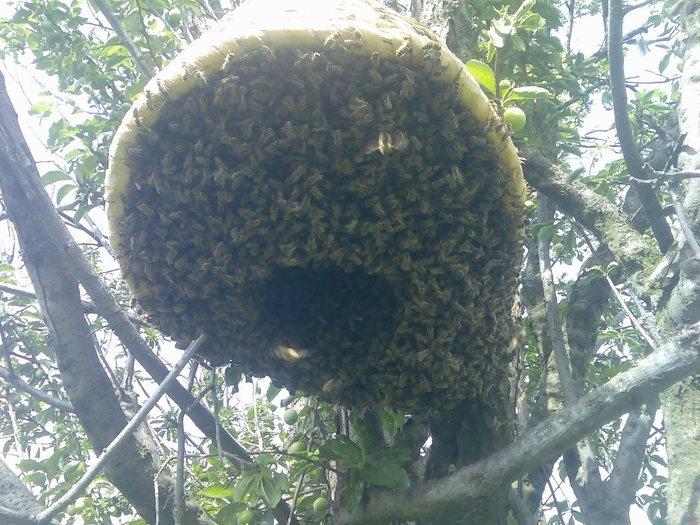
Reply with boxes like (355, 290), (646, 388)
(608, 0), (674, 253)
(0, 459), (60, 525)
(330, 325), (700, 525)
(518, 144), (658, 277)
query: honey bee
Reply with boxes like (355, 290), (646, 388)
(322, 378), (343, 394)
(396, 37), (412, 60)
(132, 107), (143, 127)
(192, 69), (208, 87)
(274, 345), (311, 362)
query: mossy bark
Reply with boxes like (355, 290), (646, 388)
(659, 1), (700, 522)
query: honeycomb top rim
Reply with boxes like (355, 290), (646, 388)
(105, 0), (525, 261)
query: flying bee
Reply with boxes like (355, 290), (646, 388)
(274, 345), (311, 362)
(322, 378), (343, 394)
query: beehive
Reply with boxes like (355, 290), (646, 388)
(105, 0), (525, 413)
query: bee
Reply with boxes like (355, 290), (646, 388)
(221, 53), (236, 73)
(274, 345), (311, 362)
(367, 68), (383, 85)
(132, 107), (143, 127)
(324, 30), (343, 48)
(288, 74), (305, 89)
(309, 186), (323, 200)
(375, 131), (409, 155)
(287, 165), (305, 184)
(138, 203), (154, 217)
(392, 38), (412, 62)
(194, 69), (208, 87)
(145, 90), (155, 111)
(322, 378), (343, 394)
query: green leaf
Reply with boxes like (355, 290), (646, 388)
(56, 184), (76, 205)
(465, 59), (496, 95)
(511, 33), (526, 52)
(260, 474), (282, 507)
(513, 0), (537, 19)
(255, 453), (275, 467)
(200, 482), (232, 498)
(486, 26), (506, 49)
(232, 469), (259, 502)
(358, 457), (409, 488)
(22, 472), (47, 486)
(17, 459), (44, 472)
(266, 385), (281, 402)
(41, 170), (71, 186)
(508, 86), (553, 99)
(318, 436), (364, 467)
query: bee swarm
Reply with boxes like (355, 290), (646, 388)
(116, 40), (523, 413)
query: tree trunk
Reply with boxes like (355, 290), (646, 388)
(660, 1), (700, 522)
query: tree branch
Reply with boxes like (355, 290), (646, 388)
(33, 337), (207, 525)
(0, 368), (74, 413)
(90, 0), (156, 78)
(330, 325), (700, 524)
(1, 70), (203, 525)
(517, 144), (659, 278)
(608, 0), (674, 253)
(0, 68), (299, 525)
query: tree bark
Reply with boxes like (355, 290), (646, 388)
(0, 71), (204, 525)
(660, 1), (700, 521)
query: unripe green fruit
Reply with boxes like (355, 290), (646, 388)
(283, 408), (298, 425)
(503, 107), (526, 131)
(499, 79), (511, 91)
(66, 505), (77, 516)
(313, 496), (329, 514)
(289, 441), (306, 454)
(553, 243), (565, 256)
(237, 509), (255, 524)
(75, 497), (88, 511)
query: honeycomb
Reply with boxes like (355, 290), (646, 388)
(106, 0), (525, 413)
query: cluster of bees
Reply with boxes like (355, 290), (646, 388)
(118, 41), (523, 413)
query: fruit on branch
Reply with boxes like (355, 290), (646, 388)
(503, 106), (526, 131)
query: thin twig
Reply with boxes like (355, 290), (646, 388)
(668, 181), (700, 259)
(602, 272), (657, 350)
(536, 193), (578, 407)
(211, 371), (223, 465)
(287, 466), (312, 525)
(33, 335), (205, 524)
(174, 411), (186, 525)
(91, 0), (156, 78)
(0, 368), (74, 413)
